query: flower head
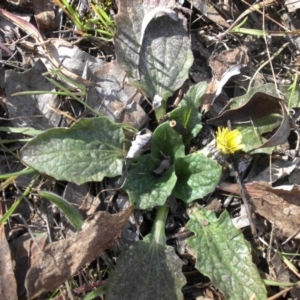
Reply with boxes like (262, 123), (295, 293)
(216, 127), (245, 155)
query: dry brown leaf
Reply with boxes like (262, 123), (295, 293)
(248, 158), (300, 183)
(63, 182), (101, 216)
(33, 0), (55, 31)
(12, 233), (48, 298)
(270, 252), (290, 281)
(0, 7), (43, 42)
(1, 0), (55, 31)
(0, 206), (18, 300)
(0, 10), (100, 88)
(201, 47), (249, 112)
(25, 207), (133, 298)
(87, 61), (148, 129)
(5, 59), (61, 130)
(208, 47), (249, 82)
(218, 181), (300, 239)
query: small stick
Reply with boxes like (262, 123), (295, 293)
(260, 0), (284, 99)
(267, 287), (295, 300)
(11, 213), (42, 252)
(232, 157), (258, 237)
(173, 87), (184, 107)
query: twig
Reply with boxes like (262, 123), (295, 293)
(65, 281), (75, 300)
(241, 0), (290, 32)
(267, 287), (294, 300)
(173, 87), (184, 107)
(261, 0), (281, 98)
(231, 157), (258, 237)
(282, 228), (300, 245)
(267, 221), (275, 263)
(11, 213), (42, 252)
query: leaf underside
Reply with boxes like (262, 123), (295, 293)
(106, 240), (186, 300)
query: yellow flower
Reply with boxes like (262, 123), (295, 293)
(216, 127), (245, 155)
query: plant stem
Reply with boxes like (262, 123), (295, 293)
(0, 173), (39, 225)
(155, 103), (167, 122)
(151, 205), (169, 246)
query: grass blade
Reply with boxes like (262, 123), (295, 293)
(39, 191), (84, 231)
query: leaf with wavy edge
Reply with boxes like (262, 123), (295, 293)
(187, 207), (267, 300)
(20, 117), (125, 184)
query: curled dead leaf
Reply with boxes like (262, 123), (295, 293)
(208, 92), (290, 150)
(0, 7), (43, 42)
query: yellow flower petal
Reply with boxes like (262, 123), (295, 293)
(216, 127), (244, 155)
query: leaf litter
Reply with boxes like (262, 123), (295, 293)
(25, 207), (133, 298)
(1, 0), (300, 299)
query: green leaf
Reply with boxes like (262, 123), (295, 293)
(39, 191), (84, 231)
(115, 3), (193, 104)
(123, 154), (177, 209)
(224, 87), (288, 154)
(169, 81), (206, 142)
(230, 83), (279, 108)
(106, 206), (186, 300)
(237, 114), (282, 154)
(0, 198), (22, 226)
(0, 168), (36, 180)
(0, 174), (38, 225)
(187, 207), (267, 300)
(172, 152), (221, 203)
(83, 286), (107, 300)
(106, 242), (185, 300)
(20, 117), (125, 184)
(151, 122), (185, 161)
(279, 84), (300, 109)
(231, 83), (300, 109)
(0, 126), (44, 136)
